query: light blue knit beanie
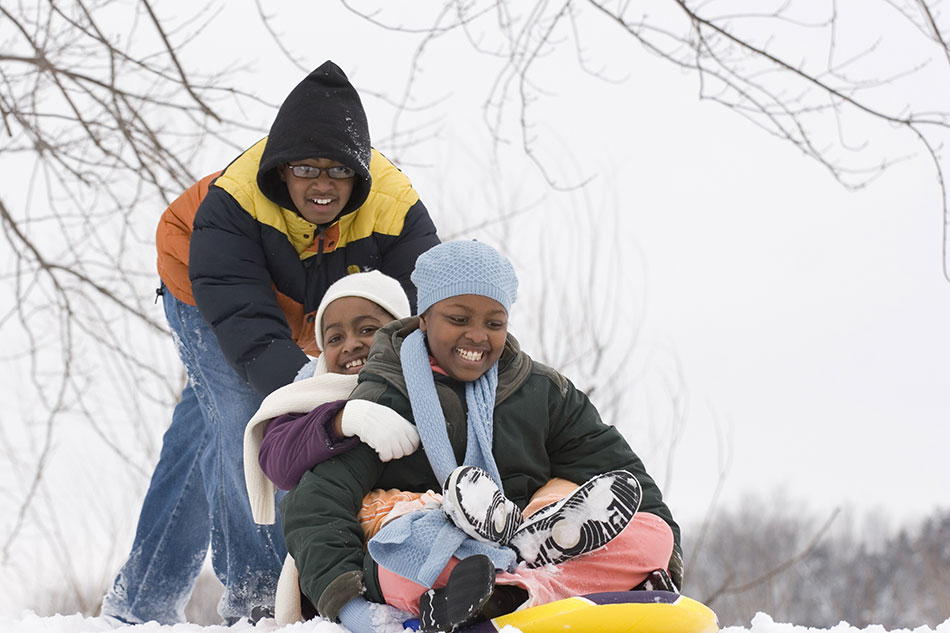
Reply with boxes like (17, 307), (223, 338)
(412, 240), (519, 315)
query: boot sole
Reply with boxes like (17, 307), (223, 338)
(443, 466), (522, 545)
(420, 554), (496, 633)
(511, 470), (642, 568)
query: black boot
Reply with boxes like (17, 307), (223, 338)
(420, 554), (496, 633)
(481, 584), (529, 620)
(510, 470), (642, 568)
(632, 568), (679, 593)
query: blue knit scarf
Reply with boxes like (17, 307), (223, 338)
(367, 329), (516, 585)
(401, 329), (502, 486)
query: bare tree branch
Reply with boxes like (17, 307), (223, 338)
(699, 505), (843, 614)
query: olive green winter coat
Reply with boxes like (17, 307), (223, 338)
(279, 317), (680, 619)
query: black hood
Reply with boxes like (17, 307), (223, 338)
(257, 60), (372, 221)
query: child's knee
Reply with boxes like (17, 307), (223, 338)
(625, 512), (675, 566)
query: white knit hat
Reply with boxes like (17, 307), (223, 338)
(314, 270), (411, 350)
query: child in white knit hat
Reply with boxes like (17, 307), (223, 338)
(280, 240), (682, 633)
(244, 270), (419, 522)
(242, 270), (438, 624)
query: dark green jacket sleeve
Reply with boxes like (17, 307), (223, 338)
(543, 371), (682, 553)
(278, 382), (418, 618)
(280, 444), (384, 618)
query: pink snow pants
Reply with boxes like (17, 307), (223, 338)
(377, 478), (675, 614)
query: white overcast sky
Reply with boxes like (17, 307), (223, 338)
(170, 2), (950, 528)
(8, 1), (945, 538)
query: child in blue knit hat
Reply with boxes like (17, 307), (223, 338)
(279, 240), (682, 633)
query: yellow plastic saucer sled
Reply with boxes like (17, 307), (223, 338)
(457, 590), (719, 633)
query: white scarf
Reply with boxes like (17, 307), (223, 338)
(242, 361), (357, 525)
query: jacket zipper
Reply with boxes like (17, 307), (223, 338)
(315, 227), (325, 262)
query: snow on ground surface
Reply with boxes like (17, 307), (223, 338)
(3, 612), (949, 633)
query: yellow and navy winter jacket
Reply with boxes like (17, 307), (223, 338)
(155, 62), (440, 396)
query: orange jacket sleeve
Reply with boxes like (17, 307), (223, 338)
(155, 172), (222, 305)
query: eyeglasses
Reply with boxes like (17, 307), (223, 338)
(286, 164), (356, 179)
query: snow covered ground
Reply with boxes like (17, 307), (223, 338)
(3, 611), (949, 633)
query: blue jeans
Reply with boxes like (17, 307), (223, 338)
(102, 291), (286, 624)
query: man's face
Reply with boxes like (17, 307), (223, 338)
(419, 294), (508, 382)
(320, 296), (394, 374)
(280, 158), (356, 225)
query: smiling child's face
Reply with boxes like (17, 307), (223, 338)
(321, 297), (394, 374)
(419, 294), (508, 382)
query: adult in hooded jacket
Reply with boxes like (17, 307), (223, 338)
(101, 61), (439, 626)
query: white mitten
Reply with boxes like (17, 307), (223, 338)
(340, 399), (421, 462)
